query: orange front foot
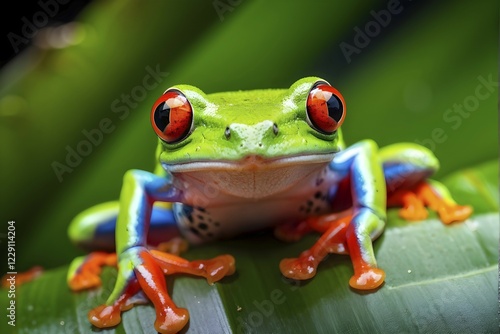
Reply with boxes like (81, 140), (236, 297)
(138, 250), (235, 333)
(88, 278), (141, 329)
(280, 214), (351, 280)
(135, 250), (190, 334)
(283, 208), (387, 290)
(87, 247), (235, 334)
(68, 252), (117, 291)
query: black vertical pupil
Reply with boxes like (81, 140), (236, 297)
(154, 101), (171, 132)
(325, 94), (343, 122)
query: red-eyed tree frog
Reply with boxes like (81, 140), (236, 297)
(67, 77), (472, 334)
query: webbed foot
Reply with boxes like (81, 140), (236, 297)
(87, 247), (235, 334)
(68, 252), (117, 291)
(280, 250), (319, 280)
(388, 181), (473, 224)
(437, 205), (473, 224)
(281, 208), (387, 292)
(280, 213), (351, 280)
(150, 250), (235, 284)
(395, 192), (428, 221)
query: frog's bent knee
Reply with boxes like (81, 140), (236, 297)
(68, 202), (119, 249)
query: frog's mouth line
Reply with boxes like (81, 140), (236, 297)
(162, 152), (335, 173)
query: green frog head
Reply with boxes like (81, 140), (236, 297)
(151, 77), (346, 198)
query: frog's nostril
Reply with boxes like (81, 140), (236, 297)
(258, 143), (263, 147)
(273, 123), (279, 136)
(224, 127), (231, 140)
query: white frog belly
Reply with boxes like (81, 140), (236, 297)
(173, 165), (340, 243)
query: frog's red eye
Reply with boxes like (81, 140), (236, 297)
(306, 83), (345, 135)
(151, 90), (193, 143)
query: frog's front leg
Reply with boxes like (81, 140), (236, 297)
(281, 140), (387, 290)
(85, 170), (234, 334)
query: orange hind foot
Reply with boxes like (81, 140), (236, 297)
(388, 181), (473, 224)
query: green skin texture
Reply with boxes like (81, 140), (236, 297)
(69, 77), (445, 330)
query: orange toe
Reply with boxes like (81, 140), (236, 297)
(438, 205), (473, 224)
(154, 307), (189, 334)
(199, 255), (236, 284)
(69, 272), (101, 291)
(88, 305), (122, 329)
(279, 255), (317, 280)
(399, 204), (428, 221)
(69, 253), (117, 291)
(349, 268), (386, 290)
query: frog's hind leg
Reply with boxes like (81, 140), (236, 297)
(68, 202), (180, 291)
(68, 201), (180, 251)
(381, 143), (472, 224)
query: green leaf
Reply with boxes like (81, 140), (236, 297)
(1, 160), (497, 333)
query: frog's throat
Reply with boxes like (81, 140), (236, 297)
(167, 152), (335, 199)
(162, 152), (335, 173)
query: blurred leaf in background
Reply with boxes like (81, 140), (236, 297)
(0, 0), (497, 333)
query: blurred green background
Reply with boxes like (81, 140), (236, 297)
(1, 0), (497, 273)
